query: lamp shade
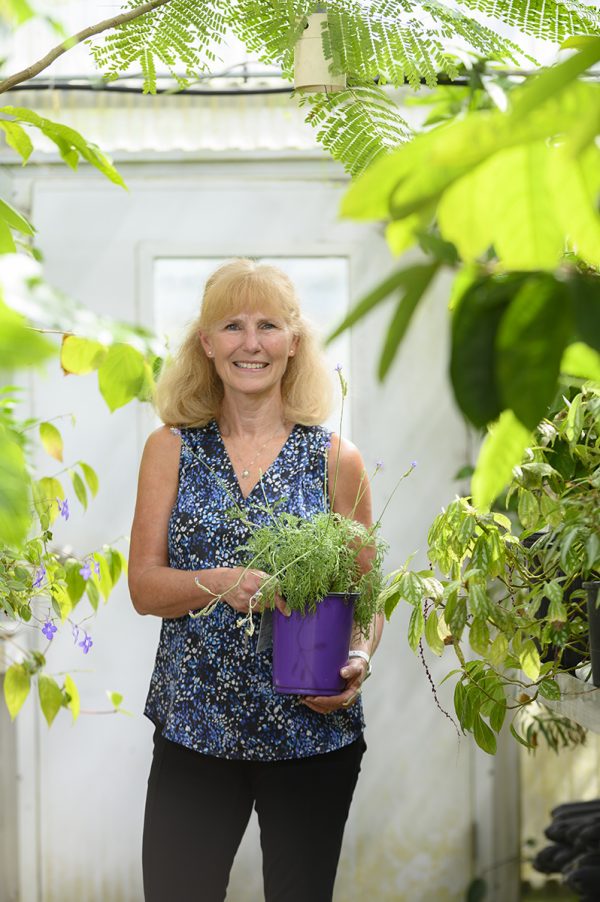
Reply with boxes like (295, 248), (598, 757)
(293, 13), (346, 94)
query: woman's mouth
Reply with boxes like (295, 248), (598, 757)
(233, 362), (269, 369)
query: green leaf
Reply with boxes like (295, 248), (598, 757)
(424, 609), (444, 656)
(450, 274), (525, 428)
(105, 548), (124, 584)
(570, 274), (600, 354)
(561, 342), (600, 382)
(550, 146), (600, 267)
(327, 264), (433, 344)
(467, 877), (488, 902)
(437, 158), (496, 262)
(69, 469), (87, 510)
(0, 424), (31, 546)
(489, 698), (507, 733)
(408, 603), (425, 652)
(0, 120), (33, 162)
(0, 218), (16, 253)
(0, 196), (34, 235)
(64, 674), (80, 723)
(518, 489), (540, 531)
(496, 275), (572, 429)
(547, 597), (567, 623)
(51, 584), (72, 622)
(510, 722), (534, 749)
(38, 674), (64, 726)
(378, 263), (439, 378)
(0, 298), (55, 368)
(65, 558), (86, 606)
(60, 335), (107, 374)
(545, 580), (564, 606)
(512, 38), (600, 121)
(98, 343), (146, 411)
(78, 461), (99, 497)
(32, 476), (64, 525)
(3, 663), (30, 719)
(94, 554), (113, 602)
(107, 690), (123, 708)
(488, 632), (509, 667)
(538, 678), (561, 701)
(519, 640), (541, 681)
(472, 411), (532, 511)
(0, 107), (126, 188)
(586, 533), (600, 572)
(86, 579), (100, 612)
(474, 714), (497, 755)
(565, 394), (584, 443)
(39, 422), (63, 462)
(469, 617), (490, 655)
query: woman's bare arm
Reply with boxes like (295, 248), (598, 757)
(128, 426), (268, 618)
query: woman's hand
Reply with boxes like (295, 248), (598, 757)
(300, 657), (367, 714)
(221, 567), (289, 616)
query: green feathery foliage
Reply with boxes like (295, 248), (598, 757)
(297, 84), (412, 175)
(244, 510), (387, 638)
(458, 0), (600, 44)
(88, 0), (229, 93)
(231, 0), (315, 79)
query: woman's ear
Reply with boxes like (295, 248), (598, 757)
(289, 334), (299, 357)
(198, 330), (213, 358)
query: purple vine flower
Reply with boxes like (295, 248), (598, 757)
(334, 363), (343, 373)
(78, 632), (93, 655)
(33, 564), (46, 589)
(79, 560), (92, 580)
(42, 619), (57, 641)
(411, 460), (418, 468)
(71, 623), (80, 644)
(93, 559), (100, 577)
(375, 459), (384, 470)
(56, 498), (69, 520)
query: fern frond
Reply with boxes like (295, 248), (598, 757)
(89, 0), (228, 93)
(231, 0), (315, 79)
(422, 1), (525, 67)
(457, 0), (600, 43)
(298, 84), (412, 176)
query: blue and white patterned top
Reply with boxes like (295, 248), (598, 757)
(143, 420), (365, 761)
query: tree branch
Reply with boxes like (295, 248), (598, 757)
(0, 0), (174, 95)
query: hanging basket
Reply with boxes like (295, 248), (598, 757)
(293, 13), (346, 95)
(272, 592), (356, 696)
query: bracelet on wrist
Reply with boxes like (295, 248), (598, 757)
(348, 649), (372, 679)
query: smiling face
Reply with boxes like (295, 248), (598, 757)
(199, 310), (299, 398)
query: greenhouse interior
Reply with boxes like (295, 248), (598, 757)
(1, 2), (600, 901)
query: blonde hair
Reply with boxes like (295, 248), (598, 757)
(154, 258), (334, 426)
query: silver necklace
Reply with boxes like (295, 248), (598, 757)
(223, 423), (289, 479)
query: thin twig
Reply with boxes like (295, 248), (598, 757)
(0, 0), (174, 95)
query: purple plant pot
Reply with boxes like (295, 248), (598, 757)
(272, 593), (356, 696)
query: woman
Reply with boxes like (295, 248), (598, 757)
(129, 258), (383, 902)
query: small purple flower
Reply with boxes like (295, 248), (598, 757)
(375, 458), (384, 470)
(411, 460), (418, 468)
(93, 559), (100, 577)
(334, 363), (343, 373)
(71, 623), (80, 644)
(42, 619), (57, 641)
(33, 564), (46, 589)
(79, 560), (92, 580)
(56, 498), (69, 520)
(79, 632), (93, 655)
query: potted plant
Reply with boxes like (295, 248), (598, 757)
(382, 383), (600, 754)
(189, 369), (412, 696)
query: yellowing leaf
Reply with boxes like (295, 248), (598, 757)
(520, 640), (541, 681)
(472, 411), (532, 511)
(38, 674), (64, 726)
(60, 335), (107, 375)
(39, 421), (63, 462)
(64, 674), (80, 723)
(98, 344), (145, 412)
(3, 663), (30, 719)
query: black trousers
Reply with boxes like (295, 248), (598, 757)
(142, 729), (366, 902)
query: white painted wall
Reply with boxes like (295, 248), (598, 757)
(7, 155), (477, 902)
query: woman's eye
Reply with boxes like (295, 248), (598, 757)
(224, 323), (240, 330)
(260, 322), (277, 330)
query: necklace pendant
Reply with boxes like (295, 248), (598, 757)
(241, 468), (250, 478)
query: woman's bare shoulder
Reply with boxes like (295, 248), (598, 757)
(327, 432), (365, 475)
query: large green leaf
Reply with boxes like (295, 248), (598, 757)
(378, 263), (439, 378)
(0, 424), (31, 546)
(472, 411), (531, 510)
(450, 273), (526, 427)
(561, 342), (600, 382)
(0, 197), (34, 236)
(496, 275), (572, 428)
(97, 343), (146, 411)
(327, 265), (432, 343)
(551, 145), (600, 267)
(570, 274), (600, 353)
(61, 335), (108, 374)
(0, 120), (33, 162)
(0, 299), (56, 368)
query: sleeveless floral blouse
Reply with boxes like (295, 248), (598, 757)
(143, 420), (365, 761)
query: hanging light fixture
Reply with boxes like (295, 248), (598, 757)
(293, 7), (346, 94)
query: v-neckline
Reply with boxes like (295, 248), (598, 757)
(211, 420), (299, 502)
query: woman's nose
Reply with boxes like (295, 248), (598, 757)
(242, 327), (261, 351)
